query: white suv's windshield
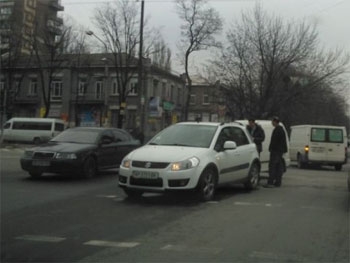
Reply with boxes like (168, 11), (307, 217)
(149, 124), (218, 148)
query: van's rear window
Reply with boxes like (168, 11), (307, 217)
(311, 128), (343, 143)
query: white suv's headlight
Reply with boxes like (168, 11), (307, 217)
(121, 158), (131, 168)
(55, 152), (77, 159)
(171, 157), (200, 171)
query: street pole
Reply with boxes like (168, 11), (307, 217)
(138, 0), (145, 132)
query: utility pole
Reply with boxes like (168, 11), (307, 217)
(138, 0), (145, 132)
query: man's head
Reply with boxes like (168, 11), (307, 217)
(248, 118), (256, 128)
(271, 116), (280, 127)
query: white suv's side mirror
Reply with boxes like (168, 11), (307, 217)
(223, 141), (237, 150)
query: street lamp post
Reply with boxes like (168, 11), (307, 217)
(138, 0), (145, 133)
(86, 31), (110, 127)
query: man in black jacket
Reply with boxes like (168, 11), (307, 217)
(264, 116), (288, 188)
(246, 119), (265, 155)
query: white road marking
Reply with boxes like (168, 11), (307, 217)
(96, 195), (118, 198)
(15, 235), (66, 242)
(84, 240), (140, 248)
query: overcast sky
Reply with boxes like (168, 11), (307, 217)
(62, 0), (350, 88)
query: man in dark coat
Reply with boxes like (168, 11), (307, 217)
(264, 116), (288, 188)
(247, 119), (265, 155)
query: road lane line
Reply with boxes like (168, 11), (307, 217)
(84, 240), (140, 248)
(234, 201), (282, 207)
(15, 235), (66, 242)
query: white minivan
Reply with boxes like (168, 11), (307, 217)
(236, 120), (290, 174)
(289, 125), (348, 171)
(2, 117), (65, 144)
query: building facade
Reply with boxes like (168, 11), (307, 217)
(0, 53), (186, 139)
(187, 77), (229, 123)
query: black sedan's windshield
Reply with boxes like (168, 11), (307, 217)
(149, 124), (218, 148)
(51, 129), (100, 144)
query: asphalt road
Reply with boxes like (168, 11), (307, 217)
(1, 147), (349, 262)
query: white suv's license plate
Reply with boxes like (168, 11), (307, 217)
(32, 160), (50, 167)
(132, 170), (159, 179)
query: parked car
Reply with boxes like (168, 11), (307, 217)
(2, 117), (65, 144)
(289, 125), (348, 171)
(118, 122), (260, 201)
(20, 127), (141, 178)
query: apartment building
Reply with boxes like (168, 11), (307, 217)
(0, 0), (64, 56)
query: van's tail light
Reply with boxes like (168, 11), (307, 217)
(304, 145), (309, 153)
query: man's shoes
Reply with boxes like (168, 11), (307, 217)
(274, 183), (281, 187)
(263, 184), (275, 188)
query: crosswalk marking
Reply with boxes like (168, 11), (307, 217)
(15, 235), (66, 242)
(84, 240), (140, 248)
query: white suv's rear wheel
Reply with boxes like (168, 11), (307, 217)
(196, 168), (217, 202)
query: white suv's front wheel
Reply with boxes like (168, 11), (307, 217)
(196, 168), (217, 202)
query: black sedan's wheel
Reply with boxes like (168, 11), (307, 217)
(29, 172), (42, 178)
(244, 162), (259, 190)
(83, 157), (97, 178)
(123, 188), (143, 199)
(196, 168), (217, 202)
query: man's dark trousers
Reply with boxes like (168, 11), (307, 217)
(268, 151), (284, 186)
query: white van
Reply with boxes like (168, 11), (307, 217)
(236, 120), (290, 173)
(2, 117), (65, 144)
(289, 125), (348, 171)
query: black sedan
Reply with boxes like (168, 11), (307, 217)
(20, 127), (141, 178)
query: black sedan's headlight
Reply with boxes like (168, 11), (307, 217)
(22, 150), (34, 158)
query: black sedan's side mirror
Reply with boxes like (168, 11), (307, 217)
(101, 137), (113, 145)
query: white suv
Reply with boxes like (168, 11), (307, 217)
(119, 122), (260, 201)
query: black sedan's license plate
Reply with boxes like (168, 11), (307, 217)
(132, 170), (159, 179)
(32, 160), (50, 167)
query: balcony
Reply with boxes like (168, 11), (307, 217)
(49, 0), (64, 11)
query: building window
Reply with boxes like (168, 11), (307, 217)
(28, 79), (37, 95)
(0, 7), (12, 15)
(190, 94), (196, 105)
(203, 94), (210, 105)
(129, 81), (138, 96)
(153, 79), (159, 97)
(95, 81), (104, 99)
(112, 79), (118, 95)
(177, 87), (182, 105)
(51, 80), (62, 100)
(78, 80), (87, 96)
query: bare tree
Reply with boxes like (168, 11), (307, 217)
(152, 39), (172, 71)
(211, 4), (349, 125)
(63, 16), (92, 126)
(175, 0), (223, 120)
(92, 0), (166, 128)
